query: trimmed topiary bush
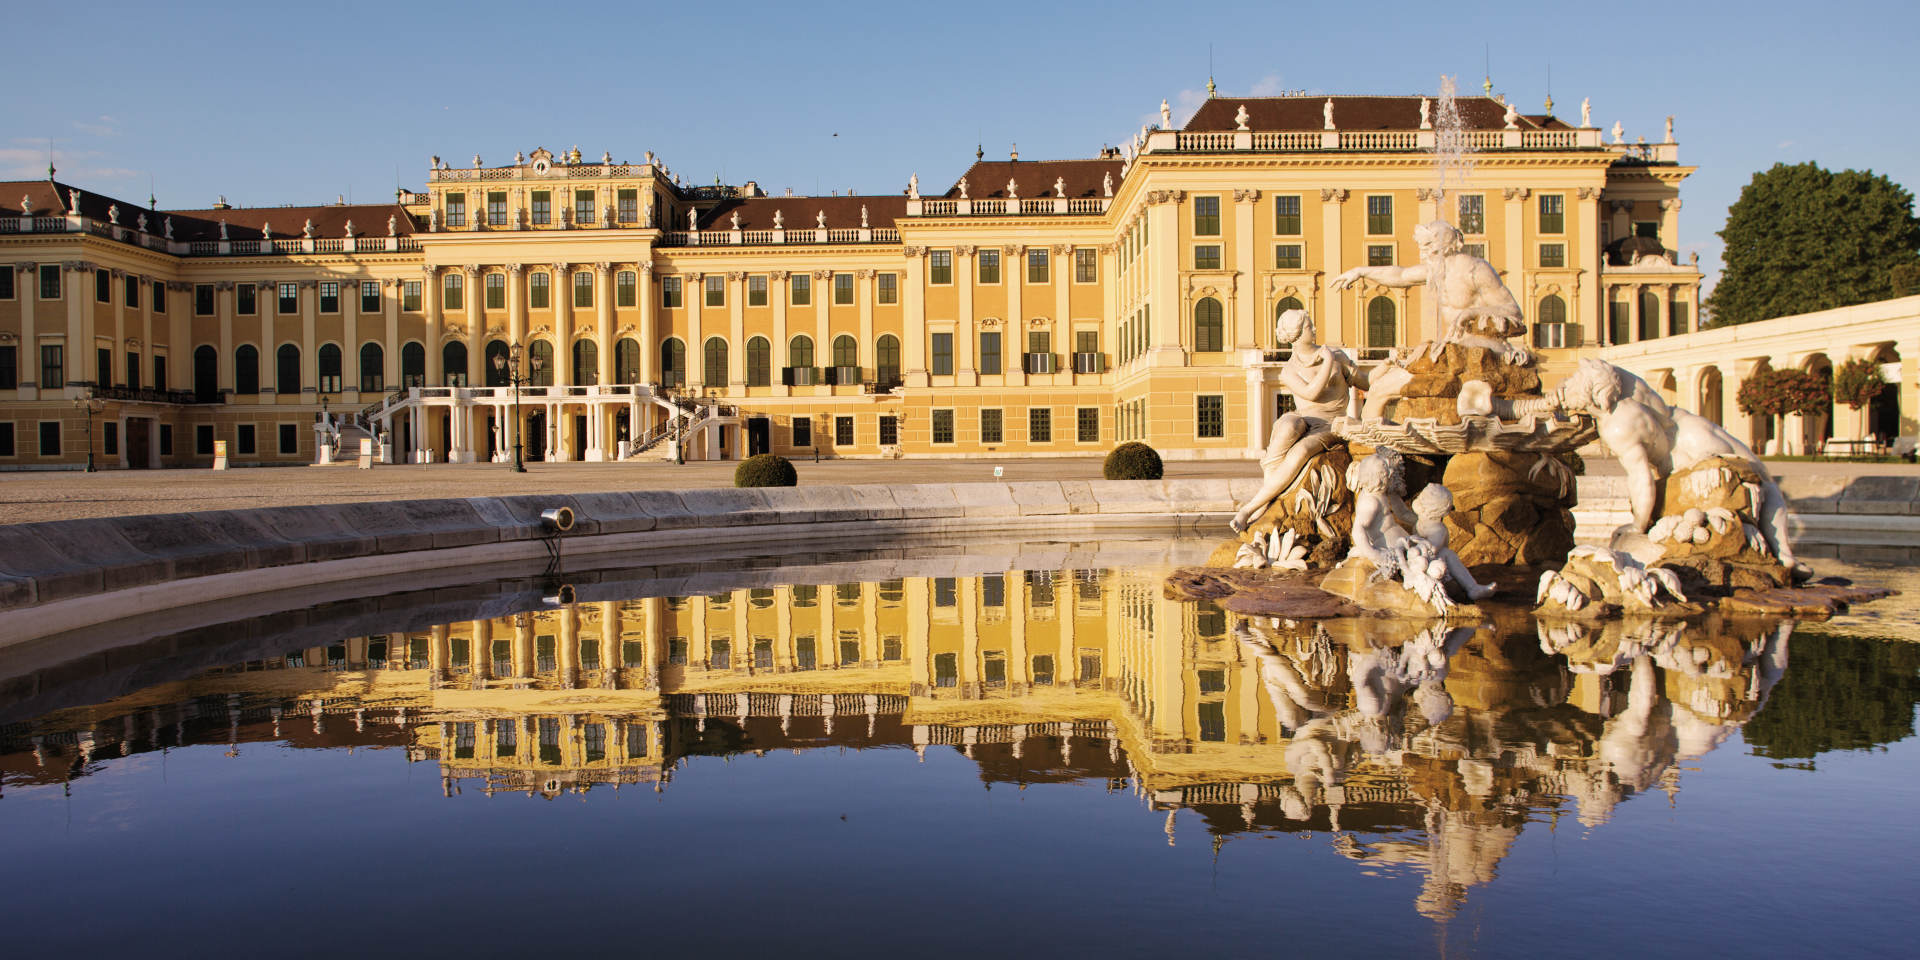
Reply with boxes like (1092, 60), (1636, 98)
(735, 454), (798, 487)
(1104, 442), (1163, 480)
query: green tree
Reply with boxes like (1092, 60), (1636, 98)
(1706, 162), (1920, 326)
(1737, 368), (1828, 450)
(1832, 357), (1886, 410)
(1743, 630), (1920, 762)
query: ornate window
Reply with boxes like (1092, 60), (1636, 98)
(527, 340), (553, 387)
(702, 336), (727, 386)
(1366, 296), (1396, 349)
(318, 344), (342, 393)
(1192, 297), (1224, 352)
(573, 339), (598, 385)
(615, 338), (641, 384)
(443, 341), (468, 387)
(746, 337), (770, 387)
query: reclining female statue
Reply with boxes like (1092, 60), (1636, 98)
(1231, 309), (1360, 532)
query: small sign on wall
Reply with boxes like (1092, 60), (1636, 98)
(212, 440), (228, 471)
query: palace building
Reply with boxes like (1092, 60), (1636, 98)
(0, 92), (1701, 468)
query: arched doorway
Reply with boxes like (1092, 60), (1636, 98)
(485, 340), (510, 387)
(1699, 366), (1724, 427)
(193, 345), (218, 402)
(442, 341), (468, 387)
(573, 339), (598, 386)
(1803, 354), (1834, 454)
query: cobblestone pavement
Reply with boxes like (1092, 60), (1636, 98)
(0, 458), (1264, 524)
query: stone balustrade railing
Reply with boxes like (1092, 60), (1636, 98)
(1143, 126), (1674, 161)
(906, 196), (1109, 218)
(429, 162), (640, 182)
(656, 226), (901, 247)
(6, 214), (423, 256)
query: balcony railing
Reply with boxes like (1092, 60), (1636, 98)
(1142, 124), (1647, 158)
(90, 385), (211, 405)
(657, 227), (899, 247)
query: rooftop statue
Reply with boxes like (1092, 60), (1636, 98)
(302, 218), (314, 238)
(164, 217), (173, 239)
(957, 177), (969, 199)
(107, 203), (119, 224)
(218, 220), (228, 240)
(1103, 172), (1113, 197)
(1581, 97), (1592, 128)
(136, 212), (147, 233)
(907, 172), (919, 200)
(816, 210), (827, 228)
(688, 208), (699, 230)
(860, 205), (869, 228)
(1235, 104), (1250, 131)
(388, 214), (397, 236)
(18, 194), (31, 216)
(262, 222), (272, 240)
(69, 188), (82, 213)
(773, 210), (784, 229)
(1330, 220), (1527, 363)
(1160, 98), (1171, 129)
(1323, 98), (1335, 130)
(1054, 176), (1066, 197)
(1503, 101), (1519, 130)
(1419, 97), (1431, 129)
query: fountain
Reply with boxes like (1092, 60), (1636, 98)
(1170, 79), (1892, 623)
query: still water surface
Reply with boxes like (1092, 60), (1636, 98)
(3, 536), (1917, 958)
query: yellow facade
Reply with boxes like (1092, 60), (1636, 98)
(0, 95), (1701, 468)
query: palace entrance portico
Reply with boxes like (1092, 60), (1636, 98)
(364, 383), (740, 463)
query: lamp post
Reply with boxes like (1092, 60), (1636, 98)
(73, 391), (105, 472)
(509, 344), (527, 473)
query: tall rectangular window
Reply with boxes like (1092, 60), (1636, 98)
(318, 281), (339, 313)
(834, 273), (853, 305)
(529, 273), (549, 309)
(978, 249), (1000, 284)
(237, 283), (256, 315)
(1670, 300), (1690, 336)
(124, 274), (139, 308)
(441, 275), (462, 310)
(1026, 248), (1049, 283)
(39, 420), (60, 456)
(1193, 245), (1221, 270)
(835, 415), (854, 446)
(1074, 248), (1097, 283)
(980, 408), (1003, 444)
(278, 423), (298, 455)
(236, 423), (256, 455)
(792, 416), (812, 447)
(126, 352), (139, 390)
(402, 281), (421, 311)
(153, 281), (165, 313)
(575, 272), (594, 308)
(617, 188), (638, 223)
(661, 276), (682, 308)
(931, 333), (953, 376)
(790, 275), (810, 305)
(929, 250), (952, 285)
(96, 348), (110, 386)
(1458, 194), (1485, 235)
(747, 275), (767, 306)
(617, 271), (637, 307)
(1028, 407), (1051, 443)
(1366, 195), (1393, 235)
(0, 265), (12, 300)
(39, 265), (60, 299)
(361, 281), (380, 313)
(531, 191), (551, 225)
(195, 284), (215, 316)
(877, 273), (898, 304)
(484, 274), (505, 309)
(1538, 243), (1566, 268)
(704, 275), (723, 307)
(1274, 244), (1304, 269)
(574, 189), (594, 224)
(96, 269), (111, 303)
(487, 191), (507, 226)
(1539, 194), (1565, 234)
(275, 282), (297, 314)
(0, 346), (14, 390)
(0, 422), (13, 457)
(931, 409), (954, 444)
(1274, 195), (1302, 234)
(443, 193), (465, 228)
(1077, 407), (1099, 442)
(878, 415), (898, 445)
(1193, 195), (1221, 236)
(978, 331), (1001, 375)
(1197, 395), (1225, 438)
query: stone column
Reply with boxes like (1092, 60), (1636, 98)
(217, 281), (235, 392)
(1502, 187), (1530, 322)
(300, 278), (319, 395)
(1319, 189), (1347, 346)
(637, 261), (655, 390)
(342, 274), (360, 401)
(16, 265), (36, 399)
(1051, 244), (1072, 376)
(771, 270), (791, 396)
(464, 265), (484, 386)
(594, 261), (614, 387)
(902, 249), (928, 387)
(1232, 190), (1259, 350)
(551, 262), (573, 385)
(1004, 246), (1026, 386)
(727, 271), (746, 390)
(857, 269), (875, 386)
(422, 266), (442, 387)
(955, 247), (976, 383)
(383, 278), (401, 389)
(506, 263), (526, 356)
(1577, 187), (1603, 348)
(686, 271), (703, 390)
(813, 269), (831, 389)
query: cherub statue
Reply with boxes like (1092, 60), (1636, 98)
(1331, 220), (1527, 363)
(1409, 485), (1497, 599)
(1232, 309), (1371, 532)
(1553, 358), (1804, 577)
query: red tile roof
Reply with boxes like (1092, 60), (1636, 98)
(0, 180), (420, 240)
(1183, 95), (1566, 133)
(942, 158), (1123, 200)
(695, 194), (908, 231)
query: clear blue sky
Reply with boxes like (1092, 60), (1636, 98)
(6, 0), (1915, 294)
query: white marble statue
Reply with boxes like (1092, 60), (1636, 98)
(1160, 98), (1171, 129)
(218, 220), (228, 240)
(1102, 172), (1113, 197)
(1664, 115), (1675, 143)
(907, 173), (919, 200)
(1611, 121), (1624, 144)
(1581, 97), (1592, 128)
(773, 210), (784, 229)
(1503, 100), (1519, 129)
(860, 205), (869, 228)
(1053, 176), (1066, 197)
(816, 210), (827, 229)
(343, 219), (354, 237)
(19, 195), (31, 216)
(1419, 97), (1431, 129)
(164, 217), (173, 239)
(1323, 98), (1335, 130)
(1552, 358), (1804, 576)
(68, 189), (81, 213)
(1410, 485), (1497, 599)
(1006, 179), (1018, 199)
(107, 204), (119, 224)
(1234, 104), (1250, 130)
(262, 222), (273, 240)
(957, 177), (969, 199)
(688, 208), (699, 230)
(136, 213), (147, 233)
(302, 218), (314, 238)
(1232, 309), (1366, 532)
(1330, 220), (1527, 363)
(387, 214), (397, 236)
(730, 211), (741, 229)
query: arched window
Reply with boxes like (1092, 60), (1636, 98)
(746, 336), (771, 387)
(876, 334), (901, 382)
(442, 341), (467, 387)
(317, 343), (342, 393)
(194, 345), (219, 401)
(573, 339), (598, 385)
(528, 340), (554, 386)
(1639, 288), (1662, 340)
(832, 334), (858, 367)
(660, 337), (685, 388)
(359, 343), (384, 392)
(276, 343), (301, 394)
(484, 340), (510, 387)
(401, 342), (425, 388)
(703, 336), (728, 386)
(789, 335), (814, 369)
(1274, 296), (1304, 318)
(1366, 297), (1396, 349)
(1533, 295), (1568, 348)
(1193, 297), (1224, 352)
(615, 338), (640, 384)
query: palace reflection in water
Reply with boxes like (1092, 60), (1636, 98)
(0, 567), (1843, 919)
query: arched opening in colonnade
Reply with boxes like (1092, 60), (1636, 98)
(1698, 366), (1724, 427)
(1801, 353), (1835, 454)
